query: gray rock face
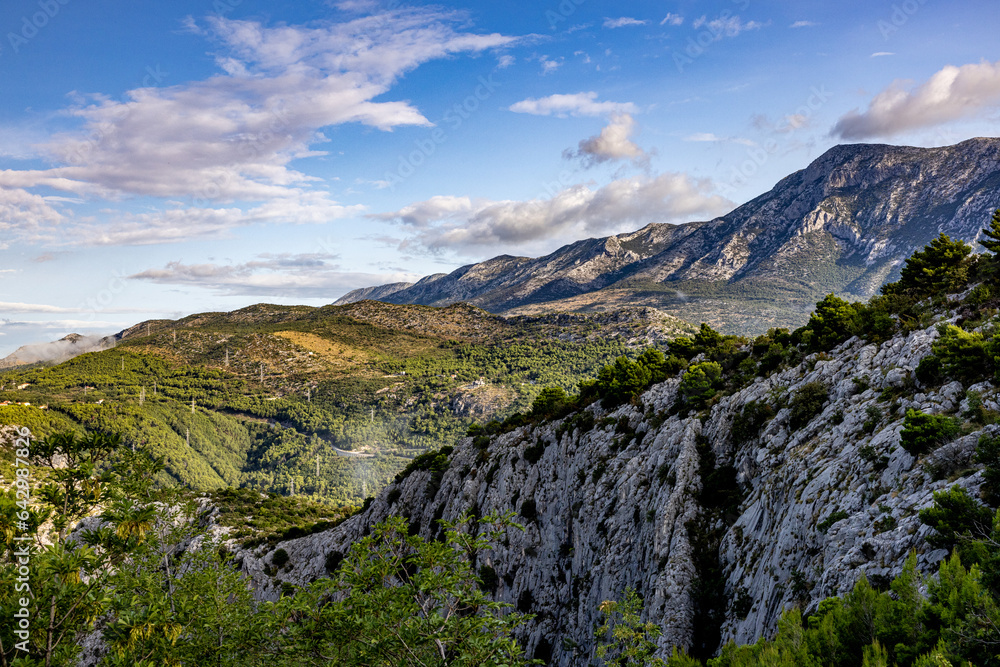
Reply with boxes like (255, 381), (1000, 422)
(235, 319), (991, 665)
(344, 138), (1000, 321)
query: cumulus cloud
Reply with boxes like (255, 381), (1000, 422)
(0, 7), (517, 244)
(373, 173), (733, 253)
(603, 17), (647, 28)
(832, 60), (1000, 139)
(661, 13), (684, 26)
(564, 114), (649, 167)
(871, 52), (894, 57)
(130, 253), (420, 298)
(509, 92), (638, 118)
(790, 20), (818, 28)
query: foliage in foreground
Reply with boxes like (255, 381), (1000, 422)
(0, 429), (541, 667)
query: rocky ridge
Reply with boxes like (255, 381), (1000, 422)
(234, 308), (990, 664)
(338, 138), (1000, 333)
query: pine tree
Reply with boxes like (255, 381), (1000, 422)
(979, 207), (1000, 254)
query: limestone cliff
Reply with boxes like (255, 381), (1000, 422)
(236, 306), (990, 664)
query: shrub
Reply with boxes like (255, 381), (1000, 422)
(817, 510), (849, 533)
(900, 409), (960, 456)
(519, 498), (538, 522)
(788, 381), (828, 431)
(272, 548), (290, 568)
(919, 485), (994, 551)
(523, 438), (545, 464)
(731, 401), (775, 445)
(975, 433), (1000, 506)
(678, 361), (723, 406)
(916, 325), (993, 386)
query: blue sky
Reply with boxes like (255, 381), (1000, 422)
(2, 0), (1000, 355)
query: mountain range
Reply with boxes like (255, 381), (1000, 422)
(337, 138), (1000, 334)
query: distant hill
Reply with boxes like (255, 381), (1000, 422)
(0, 300), (695, 504)
(337, 138), (1000, 334)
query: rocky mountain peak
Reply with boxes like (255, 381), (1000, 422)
(336, 138), (1000, 335)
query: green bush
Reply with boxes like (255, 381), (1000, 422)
(272, 548), (290, 568)
(787, 381), (828, 431)
(678, 362), (723, 407)
(975, 433), (1000, 506)
(900, 409), (960, 456)
(915, 325), (994, 386)
(731, 401), (775, 445)
(817, 509), (849, 533)
(919, 485), (994, 551)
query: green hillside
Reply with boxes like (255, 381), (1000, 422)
(0, 301), (689, 504)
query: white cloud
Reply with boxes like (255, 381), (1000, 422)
(497, 54), (515, 69)
(0, 8), (518, 244)
(374, 173), (733, 252)
(832, 59), (1000, 139)
(0, 301), (79, 314)
(603, 17), (647, 29)
(790, 20), (818, 28)
(661, 13), (684, 26)
(538, 55), (563, 74)
(692, 15), (766, 38)
(509, 92), (638, 118)
(130, 254), (419, 298)
(684, 132), (723, 142)
(683, 133), (756, 146)
(871, 52), (895, 57)
(564, 114), (648, 167)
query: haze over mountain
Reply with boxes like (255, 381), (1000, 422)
(338, 138), (1000, 333)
